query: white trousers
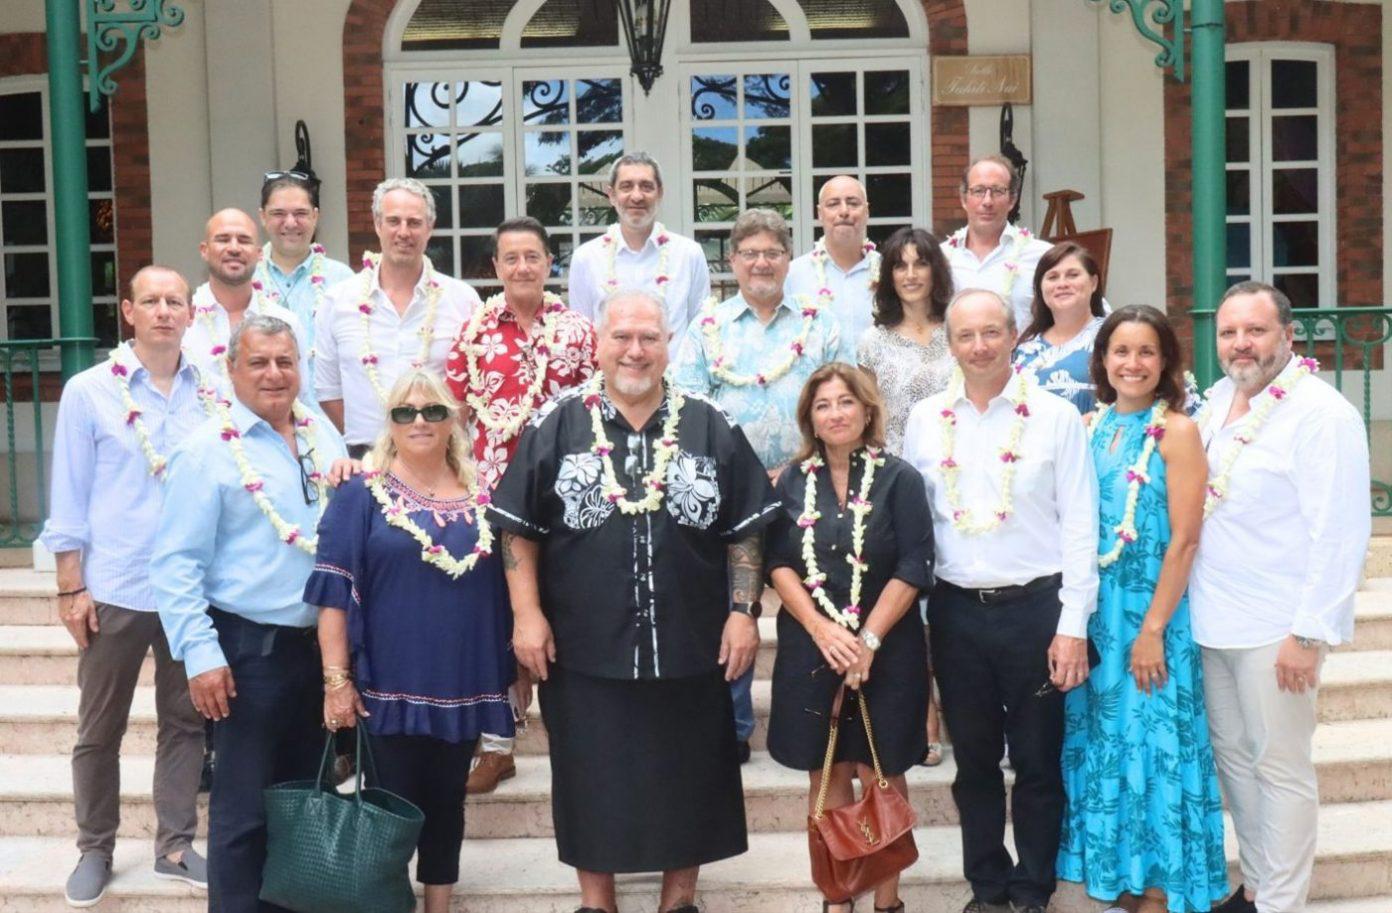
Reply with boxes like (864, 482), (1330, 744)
(479, 732), (514, 754)
(1202, 641), (1322, 913)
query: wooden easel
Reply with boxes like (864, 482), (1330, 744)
(1040, 189), (1113, 295)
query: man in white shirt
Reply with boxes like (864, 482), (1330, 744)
(1190, 282), (1371, 913)
(315, 177), (481, 455)
(565, 152), (710, 354)
(943, 156), (1054, 332)
(785, 174), (882, 347)
(902, 288), (1097, 913)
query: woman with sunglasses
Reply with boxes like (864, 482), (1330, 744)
(304, 368), (515, 913)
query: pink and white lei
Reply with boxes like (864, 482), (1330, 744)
(1088, 399), (1169, 568)
(798, 447), (884, 630)
(456, 291), (567, 441)
(215, 399), (328, 555)
(107, 347), (219, 478)
(364, 469), (494, 578)
(191, 284), (275, 380)
(810, 238), (880, 310)
(356, 251), (443, 406)
(699, 294), (821, 388)
(946, 225), (1034, 300)
(602, 222), (672, 301)
(584, 373), (684, 515)
(938, 367), (1031, 535)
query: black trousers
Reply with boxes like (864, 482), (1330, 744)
(928, 581), (1066, 908)
(371, 733), (479, 885)
(207, 609), (321, 913)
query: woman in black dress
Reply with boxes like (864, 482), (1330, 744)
(767, 362), (934, 913)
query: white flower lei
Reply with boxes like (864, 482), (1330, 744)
(253, 242), (329, 310)
(107, 347), (219, 478)
(810, 238), (880, 313)
(364, 469), (494, 578)
(457, 291), (567, 441)
(698, 294), (821, 388)
(356, 251), (443, 406)
(946, 225), (1034, 299)
(583, 373), (684, 515)
(192, 284), (275, 380)
(798, 448), (884, 630)
(601, 222), (673, 298)
(1088, 399), (1168, 568)
(938, 367), (1031, 535)
(215, 399), (329, 555)
(1195, 356), (1318, 517)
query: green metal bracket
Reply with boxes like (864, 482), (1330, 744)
(1091, 0), (1185, 82)
(84, 0), (184, 114)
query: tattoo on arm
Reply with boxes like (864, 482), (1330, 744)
(728, 533), (764, 605)
(501, 531), (520, 571)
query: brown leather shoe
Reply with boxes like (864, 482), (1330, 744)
(466, 751), (516, 794)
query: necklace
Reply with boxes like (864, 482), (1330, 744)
(1088, 400), (1168, 567)
(356, 251), (443, 406)
(698, 293), (821, 388)
(583, 373), (684, 515)
(799, 448), (883, 630)
(601, 222), (672, 298)
(937, 367), (1031, 535)
(365, 468), (494, 578)
(456, 291), (567, 441)
(810, 239), (879, 313)
(215, 399), (328, 555)
(946, 226), (1034, 299)
(1195, 356), (1317, 517)
(107, 347), (219, 478)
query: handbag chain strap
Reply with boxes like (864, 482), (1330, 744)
(811, 685), (890, 820)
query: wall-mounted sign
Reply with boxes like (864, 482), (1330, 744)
(932, 55), (1032, 106)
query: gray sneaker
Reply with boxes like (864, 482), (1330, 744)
(64, 853), (111, 908)
(153, 847), (208, 889)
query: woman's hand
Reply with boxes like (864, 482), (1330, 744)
(810, 617), (862, 674)
(326, 458), (362, 487)
(1130, 629), (1167, 695)
(844, 646), (874, 690)
(323, 683), (369, 731)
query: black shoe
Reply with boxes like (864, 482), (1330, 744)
(961, 900), (1009, 913)
(736, 740), (751, 764)
(1010, 904), (1046, 913)
(663, 906), (700, 913)
(1214, 885), (1258, 913)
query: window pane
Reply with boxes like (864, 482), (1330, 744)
(525, 131), (569, 177)
(458, 81), (504, 128)
(94, 303), (120, 348)
(457, 133), (504, 177)
(693, 178), (739, 223)
(809, 72), (856, 117)
(89, 198), (115, 244)
(1274, 272), (1319, 309)
(553, 231), (602, 272)
(863, 70), (909, 115)
(1271, 59), (1317, 109)
(459, 235), (495, 282)
(0, 148), (45, 193)
(744, 125), (791, 170)
(458, 184), (506, 228)
(86, 147), (112, 192)
(744, 74), (791, 119)
(1272, 221), (1318, 267)
(405, 133), (451, 179)
(1225, 223), (1250, 269)
(575, 79), (622, 124)
(801, 0), (908, 39)
(5, 252), (50, 298)
(1272, 168), (1317, 214)
(812, 124), (856, 168)
(867, 223), (910, 246)
(1271, 115), (1317, 162)
(1225, 170), (1250, 216)
(577, 183), (613, 227)
(692, 127), (738, 171)
(426, 237), (456, 277)
(7, 305), (52, 340)
(691, 0), (787, 42)
(527, 182), (573, 226)
(745, 175), (792, 220)
(866, 122), (910, 166)
(691, 75), (737, 120)
(521, 0), (619, 47)
(2, 201), (47, 245)
(1225, 60), (1249, 110)
(866, 174), (911, 217)
(1225, 116), (1249, 163)
(404, 82), (452, 128)
(401, 0), (513, 50)
(523, 80), (570, 126)
(577, 130), (623, 175)
(0, 92), (43, 141)
(85, 94), (110, 140)
(91, 251), (116, 297)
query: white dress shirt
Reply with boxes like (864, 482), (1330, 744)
(902, 373), (1099, 637)
(314, 258), (479, 445)
(786, 244), (881, 346)
(944, 224), (1054, 332)
(184, 283), (309, 395)
(1190, 358), (1371, 648)
(566, 225), (710, 355)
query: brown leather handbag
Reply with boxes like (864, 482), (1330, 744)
(807, 685), (919, 901)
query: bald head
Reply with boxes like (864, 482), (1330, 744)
(200, 208), (260, 287)
(816, 175), (869, 252)
(944, 288), (1015, 336)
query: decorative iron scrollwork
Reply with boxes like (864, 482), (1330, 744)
(1090, 0), (1185, 81)
(86, 0), (185, 113)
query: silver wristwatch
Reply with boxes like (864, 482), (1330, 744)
(1293, 635), (1323, 650)
(859, 630), (882, 653)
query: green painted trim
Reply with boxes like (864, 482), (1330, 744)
(1189, 0), (1226, 389)
(85, 0), (185, 114)
(1091, 0), (1185, 81)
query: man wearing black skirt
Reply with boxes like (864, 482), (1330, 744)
(488, 289), (781, 913)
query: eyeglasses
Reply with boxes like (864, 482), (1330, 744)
(734, 248), (787, 264)
(965, 185), (1013, 201)
(297, 449), (321, 506)
(263, 170), (311, 184)
(389, 404), (452, 424)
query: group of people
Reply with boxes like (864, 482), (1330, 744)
(39, 149), (1372, 913)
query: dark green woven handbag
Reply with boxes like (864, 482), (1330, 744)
(260, 727), (424, 913)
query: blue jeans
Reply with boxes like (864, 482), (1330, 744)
(729, 663), (755, 742)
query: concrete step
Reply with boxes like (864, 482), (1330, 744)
(0, 627), (156, 686)
(5, 716), (1390, 841)
(0, 569), (59, 625)
(1349, 579), (1392, 651)
(3, 649), (1390, 756)
(1308, 897), (1392, 912)
(1367, 536), (1392, 578)
(1, 799), (1391, 911)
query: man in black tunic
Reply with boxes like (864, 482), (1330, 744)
(489, 289), (779, 913)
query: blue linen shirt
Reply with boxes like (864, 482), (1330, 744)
(152, 398), (348, 677)
(252, 248), (355, 404)
(785, 247), (880, 346)
(672, 292), (846, 470)
(39, 345), (211, 612)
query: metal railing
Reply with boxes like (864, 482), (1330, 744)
(0, 340), (59, 547)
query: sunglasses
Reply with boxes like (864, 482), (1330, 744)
(390, 404), (452, 424)
(263, 170), (312, 183)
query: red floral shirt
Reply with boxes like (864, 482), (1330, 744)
(445, 299), (597, 492)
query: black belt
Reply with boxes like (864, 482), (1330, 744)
(208, 606), (316, 659)
(934, 573), (1062, 605)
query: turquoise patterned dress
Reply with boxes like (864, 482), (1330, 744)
(1057, 406), (1229, 912)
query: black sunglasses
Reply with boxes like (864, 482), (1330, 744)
(390, 404), (452, 424)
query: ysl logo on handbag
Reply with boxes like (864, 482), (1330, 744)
(858, 818), (879, 846)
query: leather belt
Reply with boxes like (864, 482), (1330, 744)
(934, 573), (1062, 605)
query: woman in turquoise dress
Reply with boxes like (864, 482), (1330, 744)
(1057, 306), (1229, 913)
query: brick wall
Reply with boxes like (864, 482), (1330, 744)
(921, 1), (969, 236)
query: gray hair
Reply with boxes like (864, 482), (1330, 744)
(1218, 280), (1294, 325)
(730, 208), (793, 255)
(227, 313), (298, 365)
(943, 287), (1016, 335)
(606, 152), (664, 191)
(960, 154), (1021, 197)
(372, 177), (436, 224)
(595, 287), (669, 334)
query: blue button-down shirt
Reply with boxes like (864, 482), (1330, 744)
(153, 398), (348, 677)
(673, 292), (846, 471)
(253, 246), (355, 403)
(39, 345), (211, 612)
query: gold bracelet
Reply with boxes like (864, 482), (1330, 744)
(322, 665), (351, 675)
(324, 679), (352, 692)
(322, 673), (353, 687)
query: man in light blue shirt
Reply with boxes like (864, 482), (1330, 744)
(40, 265), (212, 905)
(153, 313), (348, 913)
(785, 174), (882, 347)
(672, 208), (846, 760)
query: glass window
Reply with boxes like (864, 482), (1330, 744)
(401, 0), (515, 51)
(691, 0), (788, 42)
(799, 0), (908, 39)
(521, 0), (619, 47)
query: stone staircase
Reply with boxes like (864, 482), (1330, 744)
(0, 542), (1389, 912)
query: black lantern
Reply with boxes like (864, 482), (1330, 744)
(615, 0), (673, 95)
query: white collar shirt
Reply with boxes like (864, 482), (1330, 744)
(785, 244), (881, 347)
(1189, 359), (1371, 648)
(902, 374), (1099, 637)
(944, 223), (1054, 332)
(313, 258), (479, 445)
(185, 283), (310, 397)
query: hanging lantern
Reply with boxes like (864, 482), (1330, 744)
(615, 0), (672, 95)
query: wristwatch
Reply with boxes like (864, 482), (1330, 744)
(859, 630), (882, 653)
(730, 601), (762, 619)
(1293, 635), (1323, 650)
